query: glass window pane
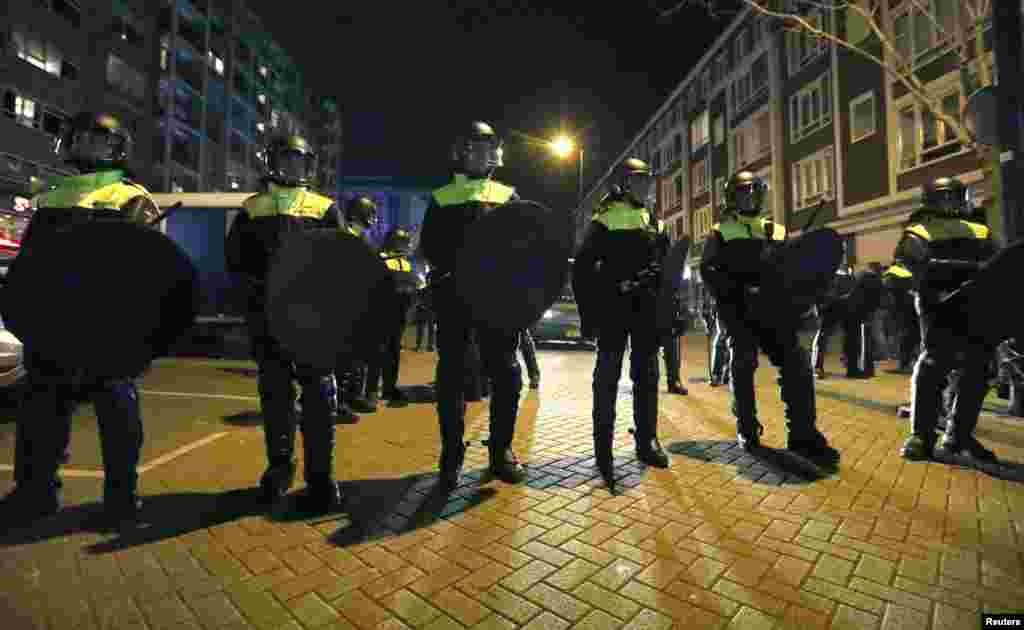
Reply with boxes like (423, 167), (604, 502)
(922, 109), (939, 149)
(913, 11), (932, 55)
(825, 151), (833, 192)
(899, 107), (916, 168)
(793, 165), (802, 204)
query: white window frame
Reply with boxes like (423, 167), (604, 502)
(735, 27), (748, 60)
(690, 111), (709, 151)
(692, 158), (708, 196)
(787, 8), (828, 76)
(849, 90), (876, 143)
(895, 78), (966, 172)
(693, 205), (712, 240)
(13, 95), (39, 128)
(732, 55), (769, 112)
(791, 146), (835, 209)
(789, 72), (832, 143)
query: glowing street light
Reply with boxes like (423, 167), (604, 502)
(549, 135), (575, 159)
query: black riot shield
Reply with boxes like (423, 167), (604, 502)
(845, 270), (884, 323)
(454, 200), (572, 333)
(266, 230), (393, 371)
(937, 239), (1024, 347)
(759, 228), (843, 319)
(1, 220), (199, 380)
(656, 236), (691, 334)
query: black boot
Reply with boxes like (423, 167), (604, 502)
(294, 480), (343, 515)
(633, 380), (668, 468)
(781, 349), (839, 465)
(668, 381), (688, 395)
(385, 389), (409, 408)
(595, 441), (616, 493)
(439, 442), (466, 493)
(489, 447), (526, 483)
(350, 395), (377, 413)
(636, 436), (669, 468)
(736, 418), (764, 451)
(259, 457), (297, 504)
(0, 484), (60, 527)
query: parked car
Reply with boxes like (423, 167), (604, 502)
(0, 252), (26, 392)
(532, 261), (595, 348)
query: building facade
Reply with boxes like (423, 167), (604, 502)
(579, 1), (1005, 305)
(1, 0), (342, 213)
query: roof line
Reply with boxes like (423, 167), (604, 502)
(580, 4), (755, 205)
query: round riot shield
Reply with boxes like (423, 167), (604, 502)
(1, 221), (200, 380)
(454, 201), (572, 332)
(266, 230), (393, 371)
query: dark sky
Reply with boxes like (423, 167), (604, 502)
(250, 2), (737, 210)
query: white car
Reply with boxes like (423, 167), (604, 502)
(0, 253), (25, 390)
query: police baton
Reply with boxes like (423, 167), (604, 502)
(148, 202), (184, 227)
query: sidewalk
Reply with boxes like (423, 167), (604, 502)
(1, 333), (1022, 630)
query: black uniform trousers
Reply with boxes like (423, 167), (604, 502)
(894, 295), (920, 370)
(416, 312), (437, 351)
(434, 282), (522, 452)
(724, 292), (818, 440)
(366, 293), (413, 398)
(246, 291), (336, 485)
(812, 301), (870, 376)
(710, 314), (731, 383)
(14, 353), (143, 505)
(909, 295), (994, 445)
(661, 333), (681, 385)
(520, 329), (540, 383)
(593, 292), (660, 451)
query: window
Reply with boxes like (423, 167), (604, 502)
(693, 205), (713, 240)
(692, 159), (708, 195)
(713, 115), (724, 145)
(789, 72), (832, 142)
(690, 111), (709, 150)
(41, 108), (64, 136)
(259, 65), (269, 78)
(892, 0), (959, 65)
(849, 91), (876, 142)
(675, 216), (686, 238)
(674, 174), (683, 202)
(13, 29), (63, 77)
(732, 55), (769, 111)
(897, 87), (964, 170)
(735, 111), (771, 168)
(106, 55), (146, 102)
(787, 9), (828, 75)
(791, 147), (834, 209)
(9, 94), (39, 128)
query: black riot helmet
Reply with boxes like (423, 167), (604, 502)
(384, 227), (412, 253)
(922, 176), (970, 216)
(722, 171), (768, 217)
(55, 112), (133, 172)
(610, 158), (653, 204)
(451, 121), (504, 178)
(265, 134), (318, 187)
(346, 195), (378, 228)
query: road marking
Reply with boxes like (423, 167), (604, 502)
(138, 432), (229, 473)
(140, 389), (260, 402)
(0, 432), (230, 478)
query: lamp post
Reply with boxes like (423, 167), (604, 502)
(549, 134), (584, 252)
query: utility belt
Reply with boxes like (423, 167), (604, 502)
(34, 206), (127, 226)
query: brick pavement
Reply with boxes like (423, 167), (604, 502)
(2, 333), (1023, 630)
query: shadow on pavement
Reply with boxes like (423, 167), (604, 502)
(223, 410), (264, 426)
(321, 472), (499, 546)
(0, 488), (265, 551)
(814, 388), (903, 415)
(668, 440), (829, 485)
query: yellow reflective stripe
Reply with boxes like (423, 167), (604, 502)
(884, 263), (912, 279)
(383, 256), (412, 272)
(432, 177), (516, 206)
(243, 188), (333, 219)
(593, 201), (651, 231)
(906, 218), (988, 242)
(714, 216), (783, 241)
(36, 181), (140, 210)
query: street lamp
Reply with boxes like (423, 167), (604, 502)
(548, 134), (584, 251)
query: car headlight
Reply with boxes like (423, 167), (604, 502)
(543, 309), (555, 319)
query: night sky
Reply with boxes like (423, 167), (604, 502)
(250, 2), (738, 211)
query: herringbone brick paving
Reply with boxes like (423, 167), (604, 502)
(1, 332), (1023, 629)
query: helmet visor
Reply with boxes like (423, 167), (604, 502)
(732, 185), (761, 215)
(929, 188), (969, 214)
(273, 150), (315, 184)
(68, 130), (118, 165)
(464, 140), (500, 175)
(625, 173), (653, 200)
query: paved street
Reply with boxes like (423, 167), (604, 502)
(2, 332), (1023, 630)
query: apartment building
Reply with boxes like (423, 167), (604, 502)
(578, 1), (1001, 290)
(1, 0), (342, 212)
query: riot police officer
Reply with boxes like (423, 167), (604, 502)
(339, 195), (379, 415)
(574, 157), (671, 491)
(662, 292), (688, 395)
(897, 176), (998, 461)
(419, 121), (526, 491)
(226, 134), (345, 514)
(2, 112), (161, 526)
(700, 171), (839, 463)
(363, 226), (415, 409)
